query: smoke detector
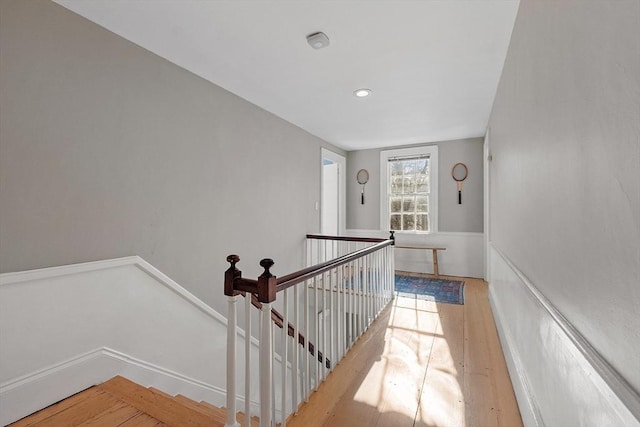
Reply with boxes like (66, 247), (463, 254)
(306, 32), (330, 49)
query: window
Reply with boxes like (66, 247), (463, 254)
(380, 146), (438, 232)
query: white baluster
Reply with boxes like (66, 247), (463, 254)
(329, 266), (334, 373)
(339, 263), (345, 360)
(313, 275), (319, 390)
(391, 245), (396, 298)
(322, 272), (327, 380)
(226, 295), (240, 427)
(350, 260), (355, 347)
(292, 285), (299, 413)
(377, 251), (382, 313)
(304, 278), (310, 401)
(363, 255), (369, 330)
(271, 323), (276, 426)
(244, 296), (251, 427)
(357, 257), (363, 337)
(281, 290), (288, 427)
(259, 303), (272, 427)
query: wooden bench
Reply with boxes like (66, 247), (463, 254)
(395, 246), (446, 277)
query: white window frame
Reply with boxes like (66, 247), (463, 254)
(379, 145), (438, 233)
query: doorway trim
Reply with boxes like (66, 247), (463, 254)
(321, 148), (346, 235)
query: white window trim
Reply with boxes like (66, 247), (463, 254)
(379, 145), (438, 233)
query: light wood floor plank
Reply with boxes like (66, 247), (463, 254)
(415, 302), (465, 427)
(290, 274), (523, 427)
(31, 390), (122, 427)
(9, 388), (103, 427)
(81, 400), (141, 426)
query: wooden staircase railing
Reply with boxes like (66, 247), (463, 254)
(224, 232), (395, 427)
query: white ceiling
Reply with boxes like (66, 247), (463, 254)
(54, 0), (519, 151)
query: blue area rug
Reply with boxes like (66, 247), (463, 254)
(394, 274), (465, 305)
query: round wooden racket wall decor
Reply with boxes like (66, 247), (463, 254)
(451, 163), (468, 204)
(356, 169), (369, 204)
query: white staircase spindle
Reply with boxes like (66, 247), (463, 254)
(271, 323), (276, 426)
(292, 285), (299, 413)
(338, 263), (345, 360)
(281, 290), (288, 427)
(304, 278), (310, 401)
(226, 295), (240, 427)
(322, 272), (327, 380)
(244, 296), (251, 427)
(329, 266), (334, 372)
(259, 303), (272, 427)
(363, 255), (369, 329)
(357, 257), (363, 337)
(313, 275), (319, 390)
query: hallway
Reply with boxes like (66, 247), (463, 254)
(288, 274), (522, 427)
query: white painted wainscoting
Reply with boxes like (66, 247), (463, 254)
(488, 244), (640, 427)
(0, 257), (263, 425)
(344, 229), (484, 278)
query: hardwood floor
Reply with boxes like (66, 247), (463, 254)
(288, 274), (522, 427)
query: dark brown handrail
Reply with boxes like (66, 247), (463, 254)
(224, 231), (395, 301)
(275, 238), (393, 292)
(306, 234), (388, 243)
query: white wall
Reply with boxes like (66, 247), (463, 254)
(0, 257), (264, 425)
(490, 246), (639, 426)
(0, 0), (344, 319)
(346, 138), (485, 278)
(488, 0), (640, 423)
(344, 229), (484, 279)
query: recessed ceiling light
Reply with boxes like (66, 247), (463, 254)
(353, 89), (372, 98)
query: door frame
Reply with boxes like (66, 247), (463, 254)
(321, 148), (346, 235)
(483, 128), (491, 281)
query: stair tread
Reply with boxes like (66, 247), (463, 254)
(9, 376), (234, 427)
(97, 376), (217, 427)
(120, 412), (170, 426)
(236, 411), (261, 427)
(148, 387), (174, 399)
(174, 395), (226, 422)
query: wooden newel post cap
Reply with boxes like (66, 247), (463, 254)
(226, 254), (240, 269)
(259, 258), (275, 277)
(257, 258), (276, 303)
(224, 254), (241, 296)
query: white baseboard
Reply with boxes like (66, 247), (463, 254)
(489, 244), (640, 427)
(489, 292), (543, 427)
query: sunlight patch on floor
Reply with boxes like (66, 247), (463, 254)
(350, 295), (464, 425)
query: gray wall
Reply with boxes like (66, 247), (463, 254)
(347, 137), (484, 232)
(489, 0), (640, 394)
(0, 0), (344, 313)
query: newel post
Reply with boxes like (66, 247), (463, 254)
(225, 255), (241, 427)
(257, 259), (276, 427)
